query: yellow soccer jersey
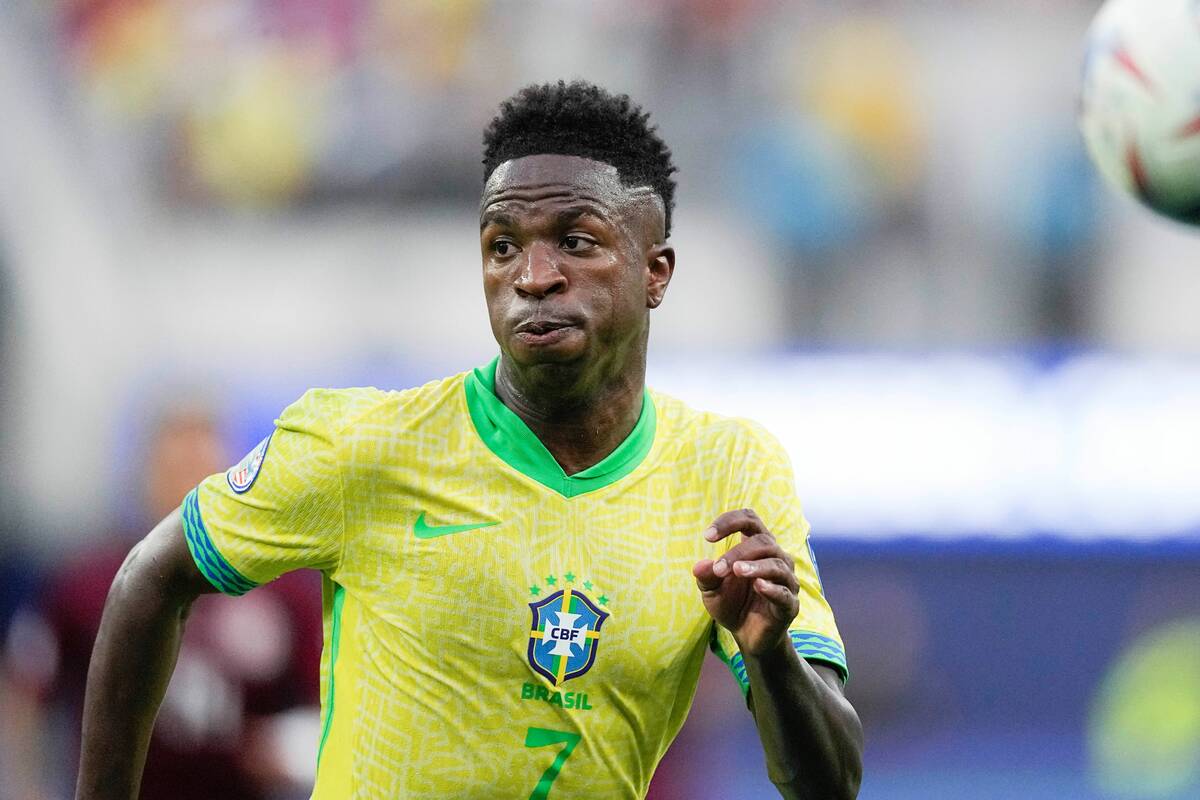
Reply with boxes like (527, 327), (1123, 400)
(181, 358), (847, 799)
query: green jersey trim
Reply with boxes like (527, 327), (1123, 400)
(710, 628), (850, 694)
(180, 489), (257, 596)
(790, 630), (849, 682)
(463, 357), (657, 498)
(708, 628), (750, 697)
(316, 582), (346, 767)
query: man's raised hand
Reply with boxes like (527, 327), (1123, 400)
(692, 508), (800, 658)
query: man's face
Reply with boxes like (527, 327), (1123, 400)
(479, 154), (671, 371)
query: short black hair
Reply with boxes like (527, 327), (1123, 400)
(482, 80), (677, 237)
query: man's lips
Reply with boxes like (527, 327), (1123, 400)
(512, 319), (580, 346)
(513, 319), (576, 335)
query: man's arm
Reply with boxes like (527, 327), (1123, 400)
(744, 650), (863, 799)
(76, 509), (217, 800)
(694, 509), (863, 800)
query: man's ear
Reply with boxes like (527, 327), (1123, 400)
(646, 245), (675, 309)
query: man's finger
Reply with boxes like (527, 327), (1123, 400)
(692, 558), (723, 592)
(714, 536), (785, 576)
(732, 557), (799, 593)
(703, 508), (770, 543)
(752, 578), (799, 618)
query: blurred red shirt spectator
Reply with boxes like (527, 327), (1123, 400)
(3, 404), (323, 800)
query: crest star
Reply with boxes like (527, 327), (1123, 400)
(564, 572), (576, 583)
(583, 580), (594, 591)
(546, 575), (557, 585)
(598, 594), (609, 606)
(530, 585), (541, 595)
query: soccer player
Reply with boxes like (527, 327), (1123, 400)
(77, 81), (863, 800)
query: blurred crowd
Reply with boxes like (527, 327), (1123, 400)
(6, 0), (1135, 343)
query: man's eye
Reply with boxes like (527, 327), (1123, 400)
(562, 235), (594, 252)
(493, 240), (517, 256)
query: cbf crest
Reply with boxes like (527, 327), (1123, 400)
(528, 577), (609, 686)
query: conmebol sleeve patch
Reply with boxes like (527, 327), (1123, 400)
(226, 433), (273, 494)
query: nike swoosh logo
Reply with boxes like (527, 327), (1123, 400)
(413, 512), (500, 540)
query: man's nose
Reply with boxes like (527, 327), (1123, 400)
(514, 241), (567, 298)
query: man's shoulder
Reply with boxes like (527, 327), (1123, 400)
(649, 388), (785, 459)
(280, 371), (471, 437)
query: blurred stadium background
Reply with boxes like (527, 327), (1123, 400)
(1, 1), (1199, 798)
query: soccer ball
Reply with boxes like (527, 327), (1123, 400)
(1079, 0), (1200, 225)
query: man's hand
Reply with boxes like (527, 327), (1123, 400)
(693, 508), (799, 658)
(693, 507), (863, 799)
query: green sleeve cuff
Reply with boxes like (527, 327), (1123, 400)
(711, 628), (850, 695)
(181, 489), (258, 596)
(709, 627), (751, 697)
(789, 630), (849, 684)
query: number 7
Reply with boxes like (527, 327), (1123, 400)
(524, 726), (582, 800)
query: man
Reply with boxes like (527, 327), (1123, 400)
(78, 81), (863, 799)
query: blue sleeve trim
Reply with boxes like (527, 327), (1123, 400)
(181, 489), (257, 596)
(727, 652), (750, 696)
(708, 626), (751, 697)
(791, 630), (849, 683)
(711, 628), (850, 695)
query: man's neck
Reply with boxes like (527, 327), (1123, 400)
(494, 354), (646, 475)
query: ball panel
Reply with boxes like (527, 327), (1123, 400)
(1080, 0), (1200, 226)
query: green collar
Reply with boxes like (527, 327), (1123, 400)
(464, 357), (657, 498)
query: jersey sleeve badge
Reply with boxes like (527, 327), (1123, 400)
(226, 433), (273, 494)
